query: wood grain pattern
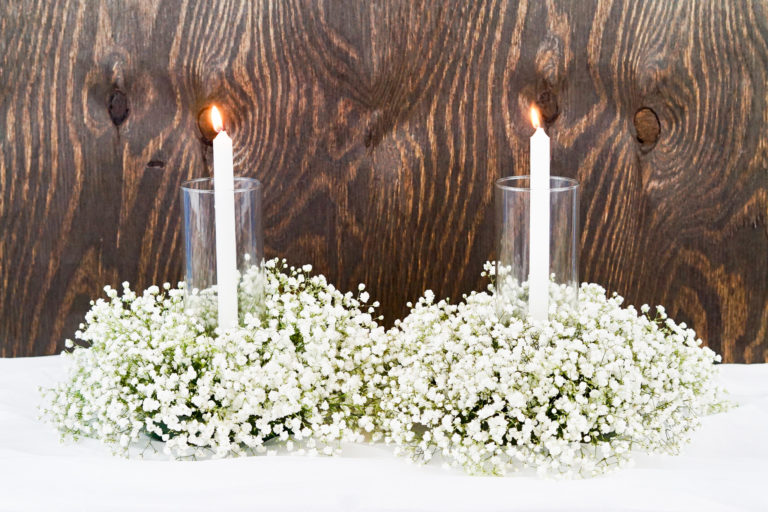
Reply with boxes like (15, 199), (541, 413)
(1, 0), (766, 362)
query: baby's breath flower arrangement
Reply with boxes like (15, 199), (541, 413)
(43, 259), (388, 458)
(378, 263), (728, 477)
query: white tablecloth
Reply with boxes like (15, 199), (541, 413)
(0, 356), (766, 512)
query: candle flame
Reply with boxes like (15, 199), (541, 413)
(211, 106), (224, 133)
(530, 106), (541, 129)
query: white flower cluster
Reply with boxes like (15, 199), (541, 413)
(378, 263), (728, 477)
(43, 258), (727, 476)
(43, 259), (388, 458)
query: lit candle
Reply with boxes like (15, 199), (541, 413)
(528, 106), (550, 322)
(211, 106), (239, 330)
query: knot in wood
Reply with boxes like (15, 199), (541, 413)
(634, 108), (660, 146)
(197, 106), (218, 143)
(364, 110), (383, 149)
(536, 89), (559, 123)
(107, 89), (129, 126)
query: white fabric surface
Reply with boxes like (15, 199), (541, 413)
(0, 355), (766, 512)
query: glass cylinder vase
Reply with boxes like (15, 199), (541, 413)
(495, 176), (579, 323)
(180, 177), (264, 329)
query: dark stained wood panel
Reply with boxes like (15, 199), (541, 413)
(1, 0), (766, 362)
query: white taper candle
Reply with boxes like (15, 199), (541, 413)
(211, 106), (239, 330)
(528, 107), (550, 322)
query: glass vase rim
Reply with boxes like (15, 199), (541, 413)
(495, 175), (579, 192)
(181, 176), (262, 193)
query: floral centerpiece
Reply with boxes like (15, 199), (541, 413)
(376, 264), (728, 477)
(43, 260), (727, 477)
(43, 259), (388, 458)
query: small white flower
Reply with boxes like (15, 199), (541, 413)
(142, 398), (160, 412)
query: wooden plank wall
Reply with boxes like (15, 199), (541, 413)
(1, 1), (766, 361)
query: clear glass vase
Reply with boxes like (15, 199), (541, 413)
(495, 176), (579, 323)
(180, 177), (264, 329)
